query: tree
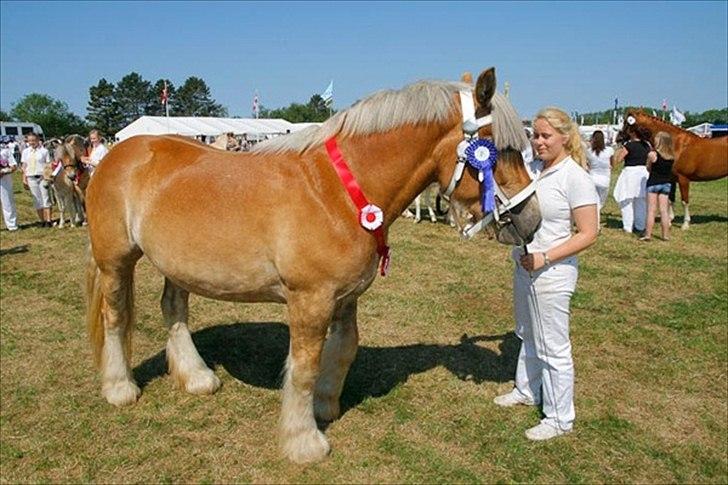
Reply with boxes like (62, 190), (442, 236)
(148, 79), (177, 116)
(87, 78), (123, 136)
(10, 93), (87, 138)
(0, 110), (11, 122)
(260, 94), (332, 123)
(114, 72), (155, 127)
(175, 77), (227, 117)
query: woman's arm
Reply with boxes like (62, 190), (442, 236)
(520, 204), (598, 271)
(611, 146), (626, 168)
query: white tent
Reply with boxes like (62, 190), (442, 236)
(115, 116), (316, 141)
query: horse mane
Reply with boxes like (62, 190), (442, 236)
(254, 80), (527, 154)
(631, 110), (699, 139)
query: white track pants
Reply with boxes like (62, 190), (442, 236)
(618, 197), (646, 233)
(513, 256), (578, 431)
(0, 174), (18, 230)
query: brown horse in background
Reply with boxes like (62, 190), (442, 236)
(626, 110), (728, 229)
(84, 68), (540, 463)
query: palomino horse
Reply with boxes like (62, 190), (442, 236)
(211, 132), (241, 151)
(403, 182), (440, 223)
(625, 110), (728, 229)
(85, 68), (540, 463)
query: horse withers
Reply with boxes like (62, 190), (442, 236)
(84, 67), (540, 463)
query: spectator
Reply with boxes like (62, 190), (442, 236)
(611, 121), (654, 235)
(20, 132), (52, 227)
(640, 131), (675, 241)
(81, 129), (109, 177)
(0, 137), (19, 231)
(585, 130), (613, 212)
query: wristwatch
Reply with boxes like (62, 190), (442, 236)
(542, 252), (551, 267)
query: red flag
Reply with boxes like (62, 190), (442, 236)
(252, 92), (259, 118)
(161, 81), (169, 105)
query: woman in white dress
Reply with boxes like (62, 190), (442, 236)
(585, 130), (613, 212)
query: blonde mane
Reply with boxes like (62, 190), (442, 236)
(254, 80), (527, 154)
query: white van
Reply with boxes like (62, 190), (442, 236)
(0, 122), (44, 138)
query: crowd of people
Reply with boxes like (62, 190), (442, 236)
(0, 129), (109, 231)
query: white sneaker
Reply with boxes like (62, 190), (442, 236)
(493, 389), (536, 407)
(525, 422), (571, 441)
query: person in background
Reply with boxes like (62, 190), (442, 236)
(20, 132), (52, 227)
(81, 129), (109, 177)
(611, 121), (654, 235)
(494, 107), (598, 441)
(640, 131), (675, 241)
(0, 137), (19, 231)
(585, 130), (613, 213)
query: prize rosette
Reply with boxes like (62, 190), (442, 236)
(626, 115), (636, 125)
(465, 138), (498, 171)
(360, 204), (384, 231)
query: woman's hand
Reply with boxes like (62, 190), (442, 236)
(520, 252), (545, 272)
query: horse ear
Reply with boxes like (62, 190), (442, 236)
(475, 67), (496, 108)
(461, 72), (473, 84)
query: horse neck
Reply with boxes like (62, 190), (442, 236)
(337, 122), (456, 226)
(636, 115), (695, 154)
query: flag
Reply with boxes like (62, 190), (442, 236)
(670, 106), (686, 125)
(652, 110), (658, 117)
(161, 81), (169, 105)
(252, 91), (259, 118)
(662, 98), (668, 111)
(614, 97), (618, 110)
(321, 80), (333, 105)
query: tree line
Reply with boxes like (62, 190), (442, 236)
(2, 74), (726, 139)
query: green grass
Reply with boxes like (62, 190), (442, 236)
(1, 172), (726, 483)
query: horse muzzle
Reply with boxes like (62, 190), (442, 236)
(492, 194), (542, 246)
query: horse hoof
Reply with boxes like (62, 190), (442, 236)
(184, 369), (221, 395)
(681, 223), (690, 230)
(103, 380), (141, 406)
(281, 429), (331, 464)
(314, 396), (340, 423)
(414, 218), (421, 224)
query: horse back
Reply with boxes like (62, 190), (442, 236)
(674, 136), (728, 181)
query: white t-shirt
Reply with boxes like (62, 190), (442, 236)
(586, 146), (613, 186)
(525, 156), (598, 253)
(20, 146), (50, 176)
(87, 143), (109, 176)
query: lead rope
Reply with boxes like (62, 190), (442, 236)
(523, 244), (567, 433)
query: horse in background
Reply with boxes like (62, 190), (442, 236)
(402, 183), (439, 223)
(211, 132), (241, 151)
(42, 144), (85, 227)
(625, 110), (728, 229)
(84, 68), (540, 463)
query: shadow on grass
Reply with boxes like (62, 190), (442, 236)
(603, 213), (728, 229)
(133, 322), (519, 416)
(0, 244), (30, 256)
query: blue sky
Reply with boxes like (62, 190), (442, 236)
(1, 1), (726, 120)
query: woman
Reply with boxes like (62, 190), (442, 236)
(585, 130), (613, 212)
(493, 107), (598, 441)
(640, 131), (675, 241)
(612, 121), (654, 234)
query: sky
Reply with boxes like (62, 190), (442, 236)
(1, 1), (727, 121)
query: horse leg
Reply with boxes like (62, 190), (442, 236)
(57, 190), (66, 228)
(314, 298), (358, 423)
(280, 290), (334, 463)
(414, 194), (421, 223)
(162, 278), (221, 395)
(678, 175), (691, 230)
(426, 188), (437, 223)
(95, 266), (141, 406)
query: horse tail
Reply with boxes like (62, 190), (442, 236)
(85, 249), (104, 367)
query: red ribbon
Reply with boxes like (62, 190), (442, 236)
(325, 137), (391, 276)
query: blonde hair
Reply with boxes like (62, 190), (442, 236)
(534, 107), (587, 169)
(653, 131), (675, 160)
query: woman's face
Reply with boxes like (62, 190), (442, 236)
(532, 118), (568, 164)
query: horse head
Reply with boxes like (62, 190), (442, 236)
(435, 67), (541, 246)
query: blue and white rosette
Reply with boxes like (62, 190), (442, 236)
(465, 138), (498, 213)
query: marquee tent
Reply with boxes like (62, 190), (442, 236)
(115, 116), (317, 141)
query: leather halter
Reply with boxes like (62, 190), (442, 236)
(442, 90), (536, 239)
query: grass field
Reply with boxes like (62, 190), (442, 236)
(1, 172), (726, 483)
